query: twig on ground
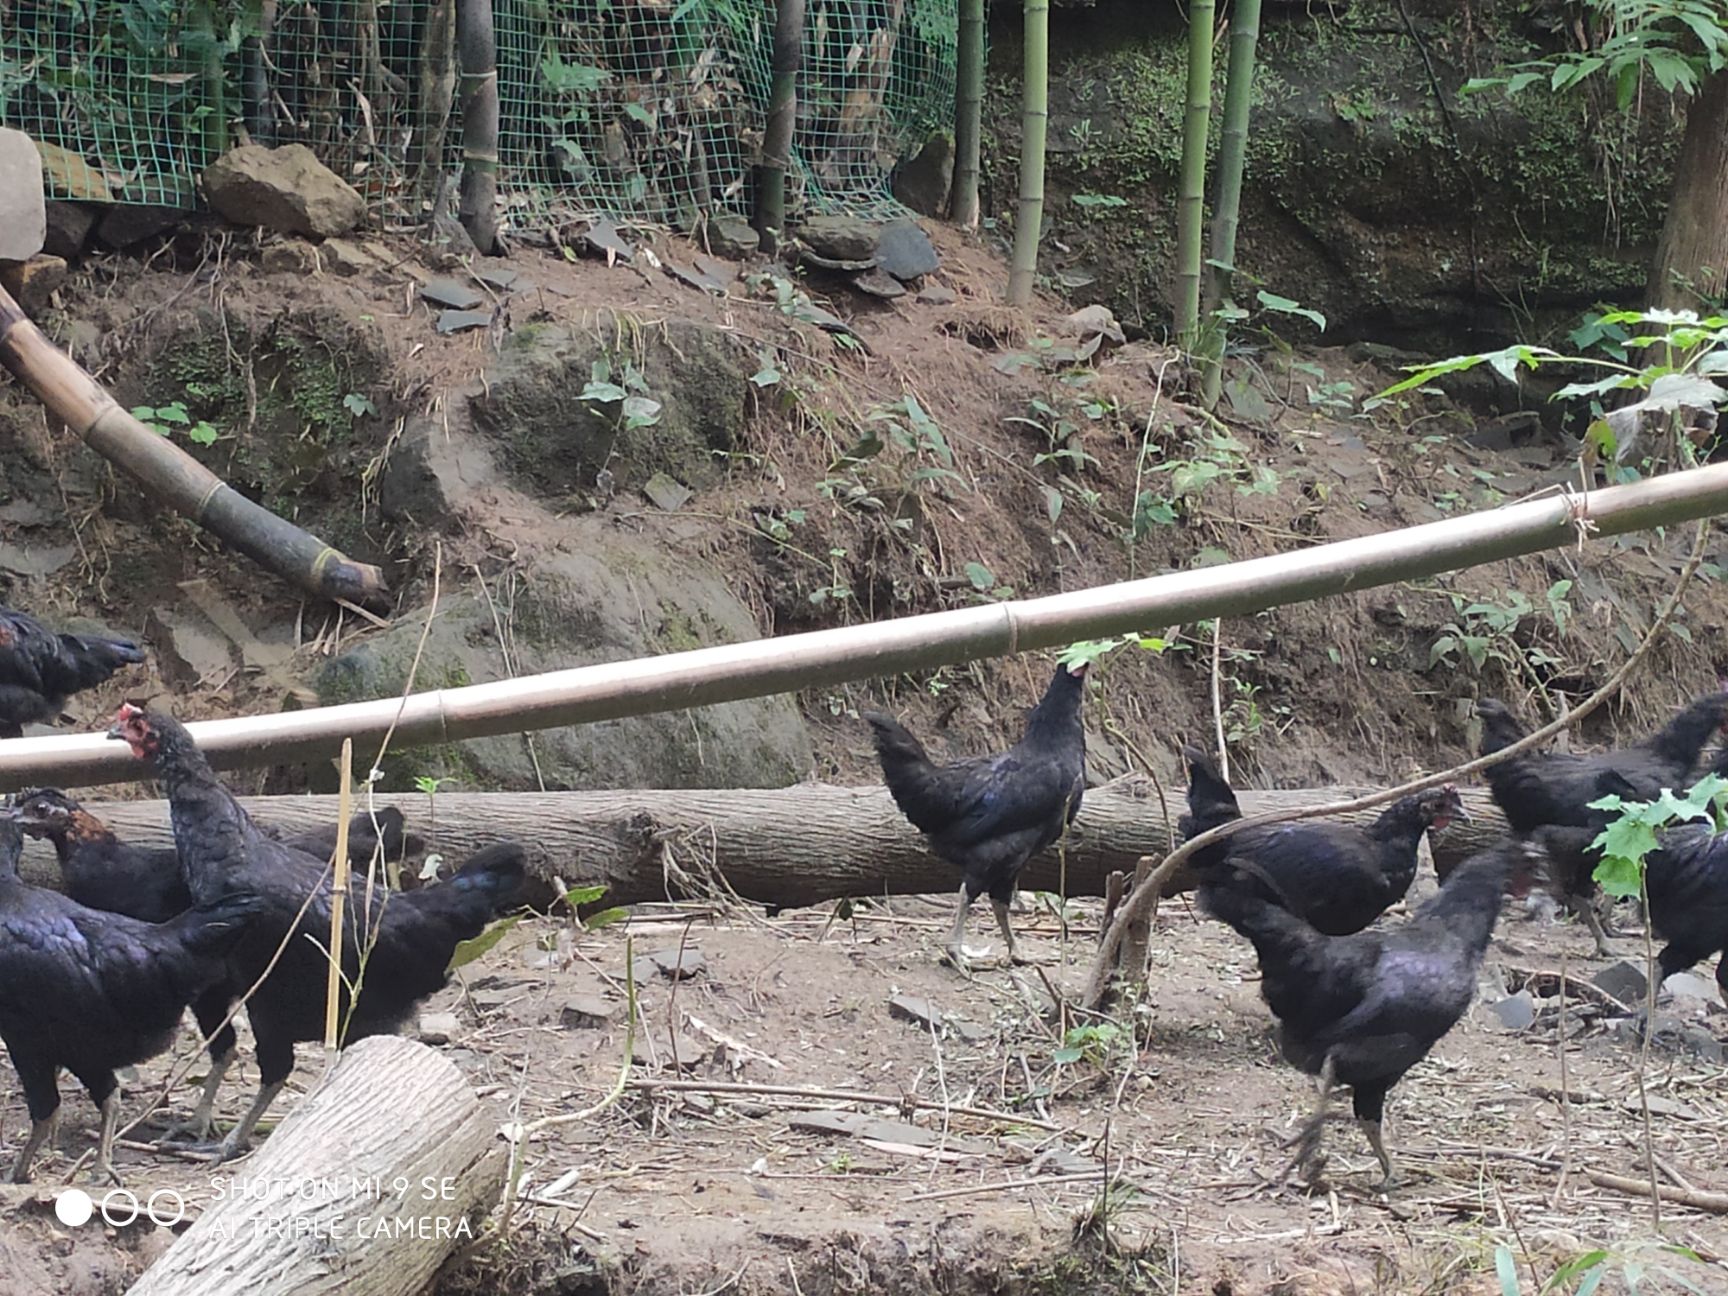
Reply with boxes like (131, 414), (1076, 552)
(1588, 1170), (1728, 1213)
(621, 1079), (1058, 1130)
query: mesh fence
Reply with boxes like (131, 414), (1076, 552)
(0, 0), (959, 224)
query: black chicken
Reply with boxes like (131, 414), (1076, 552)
(109, 704), (526, 1160)
(1179, 746), (1468, 936)
(863, 659), (1087, 971)
(1476, 693), (1728, 954)
(1200, 838), (1525, 1188)
(0, 605), (146, 738)
(12, 788), (416, 1140)
(0, 811), (259, 1183)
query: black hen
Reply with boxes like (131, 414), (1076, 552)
(0, 811), (259, 1183)
(1477, 693), (1728, 954)
(13, 788), (415, 1141)
(863, 659), (1087, 971)
(109, 705), (526, 1160)
(1180, 747), (1467, 936)
(0, 606), (146, 738)
(1201, 839), (1523, 1188)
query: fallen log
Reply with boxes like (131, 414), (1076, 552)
(32, 777), (1513, 908)
(0, 282), (389, 607)
(126, 1036), (506, 1296)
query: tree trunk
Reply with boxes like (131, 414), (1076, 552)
(1174, 0), (1215, 349)
(412, 0), (457, 206)
(755, 0), (804, 254)
(127, 1036), (506, 1296)
(1649, 68), (1728, 310)
(1200, 0), (1262, 409)
(0, 285), (390, 607)
(1006, 0), (1049, 305)
(31, 780), (1512, 909)
(950, 0), (985, 228)
(455, 0), (501, 254)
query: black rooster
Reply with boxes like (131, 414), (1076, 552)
(109, 704), (526, 1160)
(1200, 838), (1524, 1188)
(1180, 746), (1468, 936)
(13, 788), (416, 1140)
(863, 659), (1087, 971)
(0, 810), (259, 1182)
(0, 606), (146, 738)
(1476, 693), (1728, 954)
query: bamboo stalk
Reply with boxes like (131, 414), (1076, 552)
(324, 739), (354, 1056)
(950, 0), (985, 227)
(1005, 0), (1048, 305)
(1173, 0), (1215, 349)
(413, 0), (457, 206)
(244, 0), (280, 145)
(455, 0), (501, 254)
(755, 0), (804, 254)
(2, 465), (1728, 788)
(1200, 0), (1263, 409)
(0, 284), (388, 606)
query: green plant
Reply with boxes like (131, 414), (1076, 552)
(132, 400), (220, 446)
(580, 357), (663, 433)
(1590, 768), (1728, 899)
(1429, 583), (1573, 687)
(1053, 1021), (1124, 1068)
(1489, 1238), (1714, 1295)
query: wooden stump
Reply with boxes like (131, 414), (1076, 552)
(127, 1036), (505, 1296)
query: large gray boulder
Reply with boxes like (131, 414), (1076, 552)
(0, 130), (47, 263)
(203, 144), (366, 238)
(315, 534), (812, 792)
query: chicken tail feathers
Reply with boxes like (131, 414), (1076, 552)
(168, 890), (266, 957)
(445, 842), (528, 914)
(1646, 691), (1728, 769)
(862, 711), (957, 833)
(56, 633), (147, 689)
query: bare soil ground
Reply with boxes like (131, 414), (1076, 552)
(4, 869), (1725, 1296)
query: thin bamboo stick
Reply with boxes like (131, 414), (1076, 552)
(0, 286), (389, 606)
(324, 739), (354, 1057)
(3, 466), (1728, 788)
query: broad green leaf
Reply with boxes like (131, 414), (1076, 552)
(1043, 485), (1064, 524)
(964, 561), (996, 591)
(749, 366), (782, 387)
(1256, 290), (1326, 331)
(1052, 1046), (1084, 1065)
(187, 422), (220, 446)
(561, 883), (609, 908)
(583, 906), (630, 930)
(1592, 853), (1644, 899)
(447, 914), (524, 972)
(1495, 1245), (1521, 1296)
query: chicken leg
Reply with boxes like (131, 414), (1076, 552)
(1570, 896), (1615, 958)
(1361, 1118), (1396, 1190)
(991, 898), (1053, 966)
(92, 1091), (124, 1185)
(1280, 1057), (1336, 1186)
(161, 1045), (234, 1145)
(212, 1080), (285, 1162)
(10, 1114), (55, 1184)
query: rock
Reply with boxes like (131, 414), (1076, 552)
(0, 538), (76, 578)
(1489, 991), (1535, 1032)
(579, 218), (634, 263)
(42, 202), (98, 259)
(260, 240), (317, 274)
(560, 996), (620, 1029)
(645, 946), (706, 980)
(693, 254), (737, 285)
(476, 266), (518, 290)
(891, 132), (954, 217)
(378, 415), (502, 523)
(642, 472), (693, 512)
(34, 141), (111, 203)
(875, 220), (939, 281)
(706, 214), (760, 259)
(1067, 303), (1125, 347)
(96, 204), (187, 249)
(1662, 971), (1718, 1003)
(666, 261), (729, 296)
(888, 995), (943, 1031)
(418, 1012), (460, 1045)
(470, 320), (749, 493)
(319, 238), (376, 276)
(0, 130), (47, 263)
(916, 283), (957, 306)
(146, 607), (235, 691)
(435, 309), (492, 334)
(852, 268), (907, 299)
(422, 278), (485, 310)
(801, 214), (879, 262)
(0, 254), (67, 316)
(202, 143), (366, 238)
(1593, 960), (1649, 1006)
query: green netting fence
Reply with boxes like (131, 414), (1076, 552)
(0, 0), (959, 225)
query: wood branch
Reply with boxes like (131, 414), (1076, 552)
(0, 285), (389, 607)
(1588, 1170), (1728, 1214)
(19, 779), (1512, 909)
(128, 1036), (506, 1296)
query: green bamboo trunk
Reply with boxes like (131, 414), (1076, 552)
(456, 0), (501, 253)
(756, 0), (805, 253)
(951, 0), (986, 227)
(1007, 0), (1050, 306)
(1201, 0), (1263, 408)
(1173, 1), (1215, 349)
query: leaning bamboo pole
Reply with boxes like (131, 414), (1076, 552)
(2, 466), (1727, 789)
(0, 286), (389, 606)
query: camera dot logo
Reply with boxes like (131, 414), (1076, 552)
(54, 1189), (94, 1228)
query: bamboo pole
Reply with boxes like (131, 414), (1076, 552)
(1173, 0), (1215, 349)
(0, 286), (389, 606)
(950, 0), (985, 228)
(243, 0), (279, 144)
(1005, 0), (1048, 305)
(1200, 0), (1263, 409)
(2, 465), (1728, 789)
(455, 0), (501, 254)
(755, 0), (804, 254)
(324, 739), (354, 1056)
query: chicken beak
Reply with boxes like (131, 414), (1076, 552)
(104, 721), (126, 742)
(1451, 803), (1474, 825)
